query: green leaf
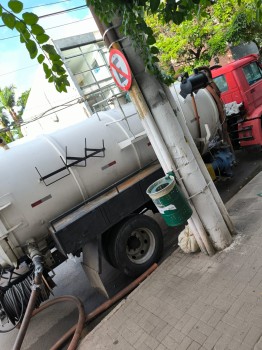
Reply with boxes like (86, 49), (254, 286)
(152, 56), (160, 63)
(19, 29), (30, 44)
(31, 24), (45, 35)
(36, 34), (49, 44)
(25, 39), (38, 59)
(48, 76), (54, 83)
(37, 54), (45, 64)
(0, 5), (2, 15)
(8, 0), (23, 13)
(22, 12), (38, 25)
(42, 44), (57, 56)
(150, 0), (160, 13)
(43, 63), (52, 79)
(2, 13), (16, 29)
(15, 20), (26, 33)
(150, 46), (159, 54)
(20, 33), (25, 43)
(146, 35), (156, 45)
(52, 64), (66, 74)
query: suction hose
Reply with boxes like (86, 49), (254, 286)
(12, 262), (157, 350)
(12, 255), (43, 350)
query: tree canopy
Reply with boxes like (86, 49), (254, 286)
(145, 0), (262, 75)
(0, 0), (261, 89)
(0, 85), (28, 142)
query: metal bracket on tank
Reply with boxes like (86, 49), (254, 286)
(35, 139), (105, 186)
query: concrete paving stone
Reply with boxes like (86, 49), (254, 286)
(155, 324), (173, 342)
(203, 329), (223, 350)
(221, 313), (245, 329)
(213, 295), (237, 312)
(174, 313), (195, 332)
(226, 337), (242, 350)
(155, 344), (168, 350)
(187, 302), (210, 319)
(180, 315), (199, 335)
(232, 324), (251, 343)
(213, 334), (234, 350)
(161, 334), (179, 350)
(243, 325), (262, 347)
(188, 327), (207, 345)
(143, 334), (161, 349)
(168, 327), (185, 344)
(176, 336), (193, 350)
(193, 320), (214, 337)
(230, 281), (248, 297)
(133, 331), (150, 349)
(235, 301), (254, 319)
(254, 335), (262, 350)
(120, 326), (145, 345)
(164, 305), (185, 324)
(141, 319), (158, 334)
(215, 321), (237, 338)
(186, 341), (201, 350)
(206, 309), (225, 328)
(200, 305), (217, 323)
(228, 298), (247, 317)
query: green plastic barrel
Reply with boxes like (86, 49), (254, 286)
(146, 174), (192, 227)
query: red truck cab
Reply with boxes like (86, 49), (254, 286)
(211, 54), (262, 149)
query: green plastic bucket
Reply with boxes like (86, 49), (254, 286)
(146, 175), (192, 227)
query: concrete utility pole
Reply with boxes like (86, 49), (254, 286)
(88, 7), (233, 251)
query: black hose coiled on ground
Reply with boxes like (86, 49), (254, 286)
(0, 270), (50, 332)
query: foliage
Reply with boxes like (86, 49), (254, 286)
(87, 0), (261, 82)
(0, 85), (19, 123)
(1, 1), (262, 87)
(0, 1), (70, 92)
(227, 8), (262, 54)
(145, 0), (262, 75)
(87, 0), (217, 84)
(17, 89), (30, 117)
(0, 85), (29, 141)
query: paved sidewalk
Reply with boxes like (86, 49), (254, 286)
(78, 172), (262, 350)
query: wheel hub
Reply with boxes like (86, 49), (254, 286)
(126, 228), (155, 264)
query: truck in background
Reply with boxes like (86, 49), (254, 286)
(211, 54), (262, 150)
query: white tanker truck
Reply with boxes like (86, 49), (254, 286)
(0, 82), (233, 329)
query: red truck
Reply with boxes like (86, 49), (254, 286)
(211, 54), (262, 150)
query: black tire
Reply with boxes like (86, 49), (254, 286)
(107, 214), (163, 277)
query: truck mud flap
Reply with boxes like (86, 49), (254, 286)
(81, 239), (109, 298)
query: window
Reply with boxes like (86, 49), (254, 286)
(62, 41), (121, 112)
(213, 75), (228, 93)
(243, 62), (262, 85)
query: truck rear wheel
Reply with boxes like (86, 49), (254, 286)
(107, 215), (163, 277)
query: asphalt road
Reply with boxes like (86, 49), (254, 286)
(0, 149), (261, 349)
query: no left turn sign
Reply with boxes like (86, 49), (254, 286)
(109, 49), (132, 91)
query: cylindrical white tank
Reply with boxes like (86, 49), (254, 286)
(170, 83), (220, 153)
(0, 86), (220, 266)
(0, 103), (156, 264)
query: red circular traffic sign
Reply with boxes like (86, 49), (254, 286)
(109, 49), (132, 91)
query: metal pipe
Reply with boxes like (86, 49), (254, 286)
(12, 256), (43, 350)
